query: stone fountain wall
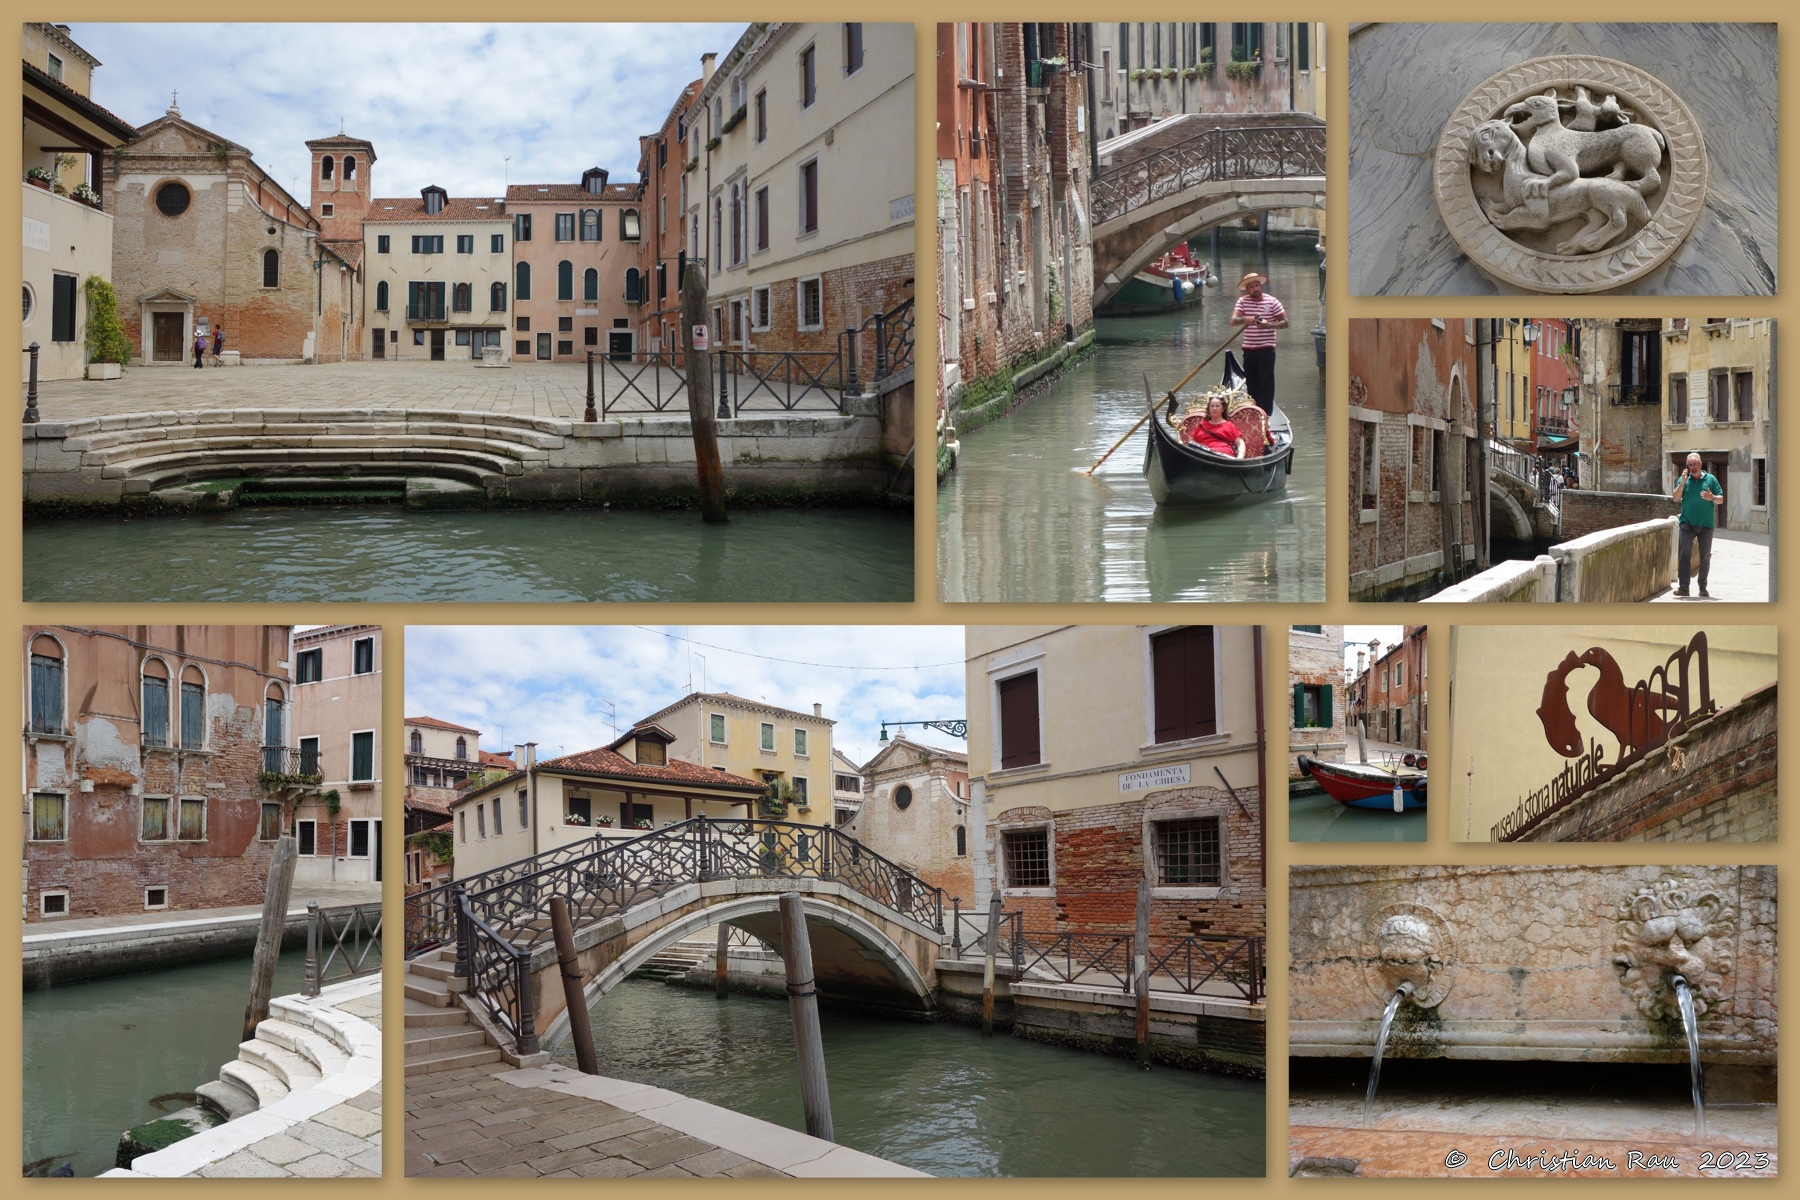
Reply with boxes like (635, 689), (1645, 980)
(1289, 865), (1775, 1067)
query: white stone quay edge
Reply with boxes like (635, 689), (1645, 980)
(501, 1065), (928, 1177)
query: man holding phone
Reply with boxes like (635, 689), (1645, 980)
(1672, 452), (1723, 597)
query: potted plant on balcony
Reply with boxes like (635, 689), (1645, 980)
(632, 817), (654, 830)
(594, 814), (615, 827)
(83, 275), (130, 380)
(25, 166), (55, 190)
(565, 812), (589, 826)
(71, 182), (101, 208)
(1225, 54), (1261, 83)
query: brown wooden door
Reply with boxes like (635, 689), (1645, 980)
(152, 312), (184, 361)
(372, 329), (385, 359)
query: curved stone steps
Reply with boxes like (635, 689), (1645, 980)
(98, 440), (535, 477)
(83, 429), (560, 468)
(251, 1017), (353, 1079)
(238, 1040), (324, 1091)
(123, 449), (519, 493)
(219, 1058), (290, 1109)
(70, 418), (568, 455)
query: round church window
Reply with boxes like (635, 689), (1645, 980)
(894, 785), (913, 811)
(155, 182), (190, 217)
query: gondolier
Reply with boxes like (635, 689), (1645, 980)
(1229, 272), (1286, 414)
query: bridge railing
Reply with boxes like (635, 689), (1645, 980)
(1091, 123), (1327, 226)
(462, 818), (945, 955)
(405, 831), (609, 958)
(457, 886), (539, 1054)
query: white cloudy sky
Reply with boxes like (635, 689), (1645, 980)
(405, 626), (969, 769)
(68, 23), (747, 199)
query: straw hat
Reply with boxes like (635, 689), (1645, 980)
(1238, 272), (1267, 290)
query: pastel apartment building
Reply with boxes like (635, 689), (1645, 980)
(505, 168), (643, 362)
(362, 183), (511, 361)
(288, 625), (384, 883)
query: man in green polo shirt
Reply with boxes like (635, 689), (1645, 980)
(1672, 452), (1723, 597)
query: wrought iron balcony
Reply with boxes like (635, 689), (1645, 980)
(406, 303), (447, 322)
(262, 744), (322, 778)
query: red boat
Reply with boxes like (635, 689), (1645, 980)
(1296, 755), (1426, 811)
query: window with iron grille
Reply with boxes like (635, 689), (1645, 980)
(797, 275), (823, 331)
(1002, 827), (1051, 888)
(1155, 817), (1221, 886)
(1755, 458), (1768, 506)
(751, 285), (771, 332)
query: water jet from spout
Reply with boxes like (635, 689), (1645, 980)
(1362, 982), (1412, 1128)
(1670, 973), (1706, 1139)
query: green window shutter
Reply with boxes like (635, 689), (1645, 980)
(1321, 684), (1333, 729)
(1292, 683), (1304, 728)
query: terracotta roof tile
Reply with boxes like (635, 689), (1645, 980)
(406, 793), (452, 816)
(365, 196), (507, 222)
(405, 715), (480, 734)
(478, 750), (515, 768)
(505, 183), (639, 202)
(536, 745), (764, 791)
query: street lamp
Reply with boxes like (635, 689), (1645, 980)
(878, 719), (968, 743)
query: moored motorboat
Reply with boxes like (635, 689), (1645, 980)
(1296, 754), (1426, 811)
(1096, 245), (1215, 317)
(1143, 351), (1293, 505)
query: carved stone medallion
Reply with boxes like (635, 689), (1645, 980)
(1362, 903), (1455, 1009)
(1434, 55), (1706, 293)
(1611, 878), (1734, 1021)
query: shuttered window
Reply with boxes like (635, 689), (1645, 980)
(143, 676), (170, 746)
(142, 797), (171, 841)
(180, 681), (205, 747)
(997, 672), (1040, 769)
(1294, 683), (1332, 729)
(262, 803), (285, 842)
(32, 793), (66, 841)
(1151, 626), (1217, 743)
(178, 797), (206, 841)
(30, 653), (64, 733)
(352, 731), (375, 781)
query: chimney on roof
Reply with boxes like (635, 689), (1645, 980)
(514, 744), (526, 769)
(525, 742), (537, 769)
(702, 52), (717, 83)
(813, 703), (821, 717)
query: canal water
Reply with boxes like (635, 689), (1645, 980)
(23, 953), (306, 1177)
(1289, 786), (1427, 842)
(556, 978), (1265, 1177)
(940, 241), (1325, 603)
(22, 506), (913, 602)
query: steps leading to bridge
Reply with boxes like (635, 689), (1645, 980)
(631, 941), (710, 982)
(404, 949), (505, 1076)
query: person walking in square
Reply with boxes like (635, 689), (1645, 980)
(192, 326), (206, 368)
(210, 325), (225, 366)
(1672, 451), (1723, 597)
(1229, 272), (1286, 415)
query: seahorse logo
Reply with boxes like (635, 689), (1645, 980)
(1535, 648), (1666, 760)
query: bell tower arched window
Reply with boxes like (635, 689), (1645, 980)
(321, 155), (335, 180)
(344, 155), (356, 181)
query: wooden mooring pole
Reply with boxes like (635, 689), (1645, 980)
(680, 261), (728, 523)
(549, 897), (599, 1075)
(778, 893), (833, 1141)
(1134, 878), (1152, 1069)
(980, 890), (1002, 1037)
(242, 835), (297, 1042)
(715, 922), (731, 1000)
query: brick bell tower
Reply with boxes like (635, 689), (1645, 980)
(305, 132), (376, 244)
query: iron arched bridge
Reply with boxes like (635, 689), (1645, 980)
(405, 817), (945, 1053)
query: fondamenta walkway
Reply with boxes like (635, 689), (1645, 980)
(406, 1062), (923, 1178)
(26, 360), (840, 422)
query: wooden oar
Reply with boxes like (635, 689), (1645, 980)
(1083, 325), (1244, 476)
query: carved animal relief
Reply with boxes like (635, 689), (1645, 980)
(1435, 56), (1706, 293)
(1362, 904), (1455, 1009)
(1612, 878), (1735, 1021)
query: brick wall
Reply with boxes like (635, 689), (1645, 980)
(991, 786), (1266, 942)
(720, 252), (913, 387)
(1521, 683), (1776, 843)
(1559, 489), (1677, 540)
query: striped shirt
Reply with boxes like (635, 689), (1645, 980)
(1233, 294), (1286, 349)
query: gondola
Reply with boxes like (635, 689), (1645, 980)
(1296, 754), (1427, 811)
(1143, 351), (1293, 505)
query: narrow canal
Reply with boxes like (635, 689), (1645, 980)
(23, 506), (913, 602)
(1289, 787), (1427, 842)
(939, 241), (1324, 603)
(555, 978), (1265, 1177)
(23, 953), (306, 1177)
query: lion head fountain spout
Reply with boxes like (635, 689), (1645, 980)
(1376, 913), (1443, 1004)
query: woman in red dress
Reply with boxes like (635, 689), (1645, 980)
(1183, 395), (1245, 458)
